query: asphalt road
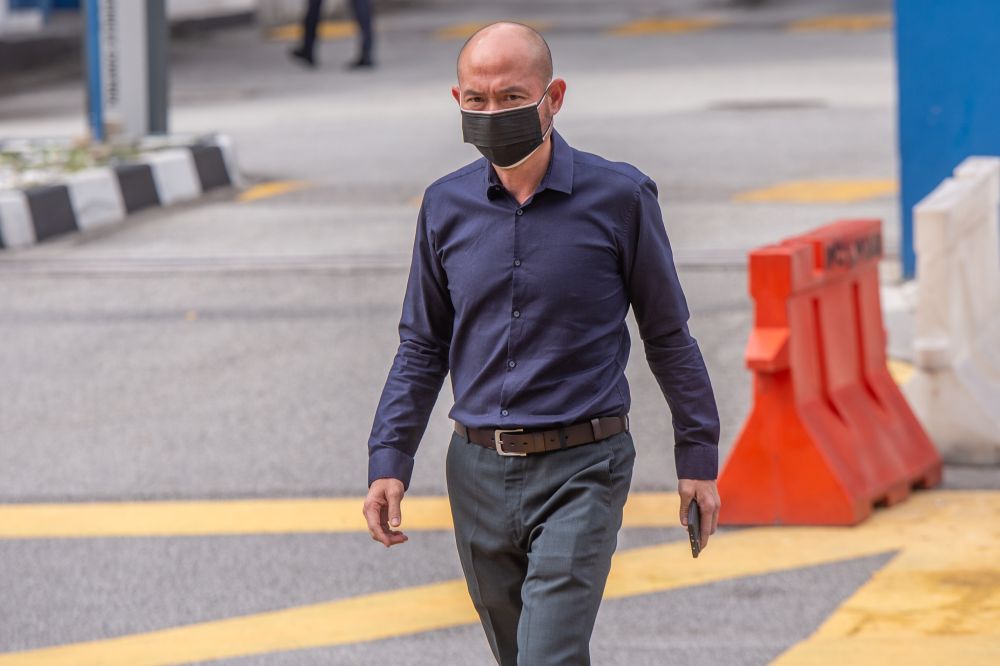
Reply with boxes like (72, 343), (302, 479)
(2, 0), (996, 664)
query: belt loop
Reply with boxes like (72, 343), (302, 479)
(623, 414), (630, 432)
(590, 418), (603, 441)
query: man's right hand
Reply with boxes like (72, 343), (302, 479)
(363, 478), (409, 548)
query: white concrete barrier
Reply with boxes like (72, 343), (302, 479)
(212, 133), (244, 189)
(142, 149), (202, 206)
(904, 156), (1000, 464)
(0, 189), (35, 248)
(66, 168), (126, 231)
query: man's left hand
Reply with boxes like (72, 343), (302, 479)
(678, 479), (721, 551)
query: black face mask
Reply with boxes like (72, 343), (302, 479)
(461, 84), (553, 168)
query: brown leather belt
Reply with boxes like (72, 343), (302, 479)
(454, 415), (629, 457)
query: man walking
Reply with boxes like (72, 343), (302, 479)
(290, 0), (374, 69)
(363, 22), (721, 665)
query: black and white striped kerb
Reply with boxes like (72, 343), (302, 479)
(190, 144), (232, 191)
(0, 137), (238, 250)
(25, 184), (77, 242)
(114, 163), (161, 213)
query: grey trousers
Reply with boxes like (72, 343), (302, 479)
(445, 427), (636, 665)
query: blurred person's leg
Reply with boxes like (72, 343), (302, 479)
(291, 0), (323, 67)
(347, 0), (375, 67)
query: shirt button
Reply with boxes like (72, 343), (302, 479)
(501, 409), (509, 417)
(513, 258), (521, 267)
(508, 360), (517, 369)
(512, 310), (521, 318)
(516, 209), (524, 216)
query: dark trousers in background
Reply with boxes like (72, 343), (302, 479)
(446, 428), (636, 665)
(302, 0), (374, 62)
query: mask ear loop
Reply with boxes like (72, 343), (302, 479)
(538, 79), (556, 139)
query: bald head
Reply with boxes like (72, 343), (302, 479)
(457, 22), (553, 87)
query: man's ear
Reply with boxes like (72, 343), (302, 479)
(451, 86), (462, 105)
(547, 79), (567, 115)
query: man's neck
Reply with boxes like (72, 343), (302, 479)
(494, 136), (553, 206)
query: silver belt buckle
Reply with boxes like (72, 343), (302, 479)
(494, 428), (527, 456)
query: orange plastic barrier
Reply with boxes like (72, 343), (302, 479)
(718, 219), (942, 525)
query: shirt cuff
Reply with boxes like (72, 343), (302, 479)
(675, 443), (718, 480)
(368, 446), (416, 491)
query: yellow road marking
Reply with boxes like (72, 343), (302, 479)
(734, 179), (898, 204)
(0, 492), (677, 539)
(434, 20), (551, 41)
(0, 580), (478, 666)
(0, 492), (993, 665)
(236, 180), (311, 203)
(609, 17), (723, 37)
(268, 21), (357, 42)
(788, 13), (893, 33)
(773, 491), (1000, 664)
(887, 359), (915, 385)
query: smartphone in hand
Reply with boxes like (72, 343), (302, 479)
(687, 499), (701, 558)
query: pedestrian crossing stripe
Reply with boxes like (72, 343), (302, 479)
(0, 492), (995, 665)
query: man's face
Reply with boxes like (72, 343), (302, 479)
(452, 50), (556, 131)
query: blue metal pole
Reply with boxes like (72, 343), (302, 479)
(84, 0), (104, 142)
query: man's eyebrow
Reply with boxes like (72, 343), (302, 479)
(461, 86), (530, 96)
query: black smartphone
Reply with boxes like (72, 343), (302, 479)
(687, 499), (701, 558)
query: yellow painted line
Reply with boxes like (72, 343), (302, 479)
(1, 492), (993, 665)
(773, 491), (1000, 665)
(0, 580), (478, 666)
(887, 359), (915, 385)
(609, 17), (723, 37)
(0, 497), (449, 539)
(788, 13), (893, 33)
(0, 492), (677, 539)
(734, 179), (898, 204)
(434, 20), (551, 41)
(236, 180), (311, 203)
(268, 21), (357, 42)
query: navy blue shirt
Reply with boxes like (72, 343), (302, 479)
(368, 130), (720, 489)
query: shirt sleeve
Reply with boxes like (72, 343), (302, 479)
(367, 195), (454, 490)
(620, 177), (721, 480)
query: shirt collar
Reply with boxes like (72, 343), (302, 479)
(483, 129), (575, 197)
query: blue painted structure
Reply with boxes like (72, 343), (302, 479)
(896, 1), (1000, 278)
(84, 0), (103, 141)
